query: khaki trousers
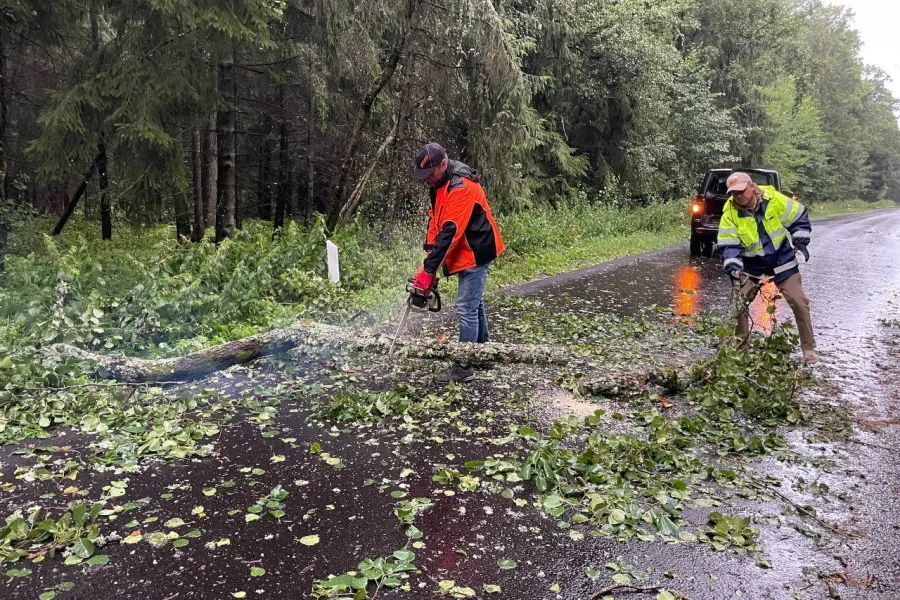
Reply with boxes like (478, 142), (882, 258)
(731, 273), (816, 352)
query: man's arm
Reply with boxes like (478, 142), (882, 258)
(717, 207), (744, 275)
(786, 203), (811, 246)
(423, 188), (473, 274)
(424, 208), (437, 252)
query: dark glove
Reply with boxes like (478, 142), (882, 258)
(411, 269), (435, 293)
(796, 244), (809, 262)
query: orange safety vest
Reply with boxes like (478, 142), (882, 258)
(423, 162), (504, 275)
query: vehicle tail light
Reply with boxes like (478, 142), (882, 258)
(691, 201), (702, 214)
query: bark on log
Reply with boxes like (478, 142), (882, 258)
(578, 368), (684, 397)
(54, 321), (570, 383)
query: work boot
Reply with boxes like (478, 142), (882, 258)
(434, 362), (475, 384)
(802, 349), (820, 365)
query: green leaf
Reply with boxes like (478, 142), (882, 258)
(657, 591), (677, 600)
(497, 558), (517, 569)
(164, 518), (186, 528)
(393, 549), (415, 562)
(542, 494), (565, 509)
(6, 568), (32, 578)
(146, 532), (169, 548)
(298, 535), (320, 546)
(232, 593), (246, 599)
(71, 538), (95, 559)
(608, 509), (627, 525)
(173, 539), (189, 548)
(40, 593), (57, 600)
(612, 573), (632, 585)
(483, 584), (502, 593)
(653, 513), (679, 536)
(87, 555), (109, 566)
(250, 567), (265, 577)
(202, 487), (217, 496)
(406, 525), (423, 539)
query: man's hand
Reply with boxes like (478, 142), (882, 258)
(729, 269), (746, 284)
(411, 270), (435, 293)
(796, 244), (809, 262)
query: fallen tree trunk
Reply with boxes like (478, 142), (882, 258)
(54, 320), (570, 383)
(579, 366), (687, 397)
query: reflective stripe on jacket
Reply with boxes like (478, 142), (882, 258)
(423, 161), (505, 276)
(717, 185), (811, 283)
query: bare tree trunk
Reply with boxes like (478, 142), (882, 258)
(53, 321), (570, 383)
(98, 139), (111, 239)
(203, 112), (217, 230)
(49, 183), (69, 215)
(326, 0), (418, 230)
(191, 129), (204, 242)
(0, 40), (8, 265)
(380, 64), (413, 244)
(90, 4), (112, 240)
(306, 70), (316, 219)
(0, 35), (8, 200)
(215, 49), (237, 243)
(174, 188), (191, 242)
(257, 116), (274, 220)
(52, 158), (98, 236)
(0, 217), (7, 272)
(336, 118), (399, 226)
(273, 87), (292, 230)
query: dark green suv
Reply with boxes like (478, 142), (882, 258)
(689, 168), (783, 257)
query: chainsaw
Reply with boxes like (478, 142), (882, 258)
(387, 277), (441, 360)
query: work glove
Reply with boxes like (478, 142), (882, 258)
(795, 244), (809, 262)
(729, 269), (747, 285)
(411, 269), (435, 293)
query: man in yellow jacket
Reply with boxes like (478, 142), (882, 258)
(717, 172), (819, 364)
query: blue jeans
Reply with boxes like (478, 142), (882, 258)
(455, 263), (490, 344)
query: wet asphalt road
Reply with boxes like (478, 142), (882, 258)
(504, 208), (900, 598)
(2, 208), (899, 600)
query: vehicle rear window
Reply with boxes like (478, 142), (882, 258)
(706, 171), (775, 195)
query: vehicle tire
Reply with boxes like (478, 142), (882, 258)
(701, 240), (715, 258)
(690, 233), (702, 256)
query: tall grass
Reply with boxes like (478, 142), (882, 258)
(0, 196), (893, 354)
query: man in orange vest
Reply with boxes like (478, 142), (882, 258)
(410, 143), (505, 383)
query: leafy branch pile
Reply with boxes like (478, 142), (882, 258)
(441, 325), (807, 555)
(1, 504), (104, 566)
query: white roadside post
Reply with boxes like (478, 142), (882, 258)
(326, 240), (340, 284)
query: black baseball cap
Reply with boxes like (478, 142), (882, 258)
(413, 143), (447, 181)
